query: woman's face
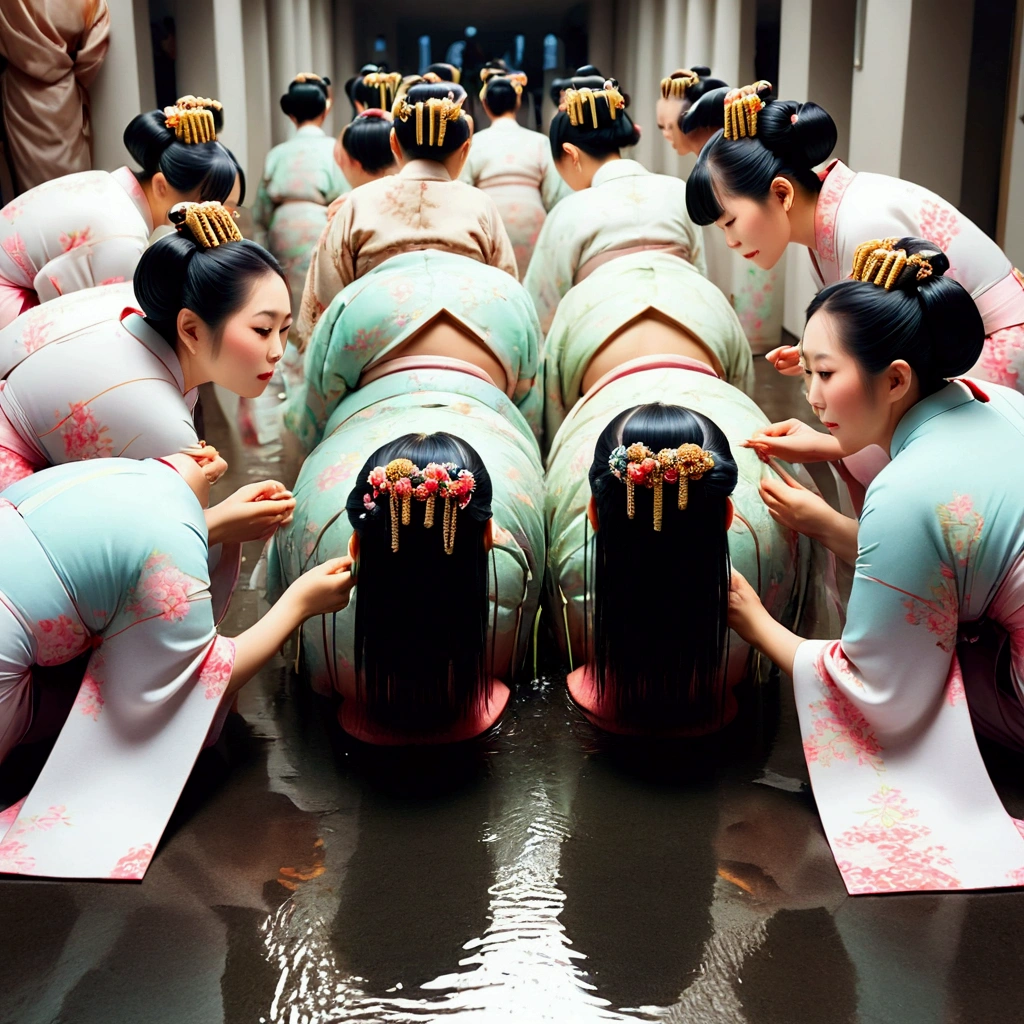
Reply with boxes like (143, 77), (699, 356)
(655, 96), (687, 155)
(206, 272), (291, 398)
(712, 179), (792, 270)
(800, 310), (886, 455)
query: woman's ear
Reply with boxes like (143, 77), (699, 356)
(561, 141), (581, 167)
(348, 531), (359, 558)
(389, 129), (401, 161)
(885, 359), (914, 404)
(483, 517), (495, 551)
(587, 494), (599, 533)
(151, 170), (169, 200)
(175, 308), (203, 356)
(724, 496), (734, 531)
(770, 175), (795, 213)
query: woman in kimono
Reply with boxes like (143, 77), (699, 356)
(253, 74), (349, 319)
(542, 250), (754, 443)
(728, 237), (1024, 893)
(0, 450), (354, 881)
(297, 81), (517, 344)
(460, 68), (570, 276)
(267, 374), (546, 745)
(655, 65), (729, 157)
(685, 90), (1024, 393)
(0, 99), (243, 329)
(286, 249), (543, 450)
(546, 365), (822, 737)
(333, 109), (397, 191)
(523, 82), (706, 333)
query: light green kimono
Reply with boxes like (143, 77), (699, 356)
(268, 364), (546, 697)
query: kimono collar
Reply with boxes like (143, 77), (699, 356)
(118, 311), (191, 401)
(296, 124), (326, 137)
(592, 159), (649, 188)
(111, 166), (155, 235)
(813, 159), (856, 266)
(890, 380), (980, 458)
(399, 160), (452, 182)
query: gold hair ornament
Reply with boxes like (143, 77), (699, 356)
(174, 94), (223, 116)
(480, 70), (527, 102)
(608, 442), (716, 530)
(851, 238), (935, 289)
(293, 72), (325, 84)
(392, 95), (464, 147)
(362, 71), (403, 110)
(163, 103), (217, 144)
(722, 83), (772, 140)
(170, 201), (243, 248)
(564, 84), (625, 129)
(660, 69), (700, 99)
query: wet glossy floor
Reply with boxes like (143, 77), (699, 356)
(2, 361), (1024, 1024)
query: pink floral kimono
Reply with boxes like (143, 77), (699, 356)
(811, 160), (1024, 393)
(0, 458), (235, 880)
(296, 159), (518, 347)
(793, 379), (1024, 894)
(0, 166), (153, 329)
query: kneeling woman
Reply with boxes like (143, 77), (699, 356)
(546, 372), (826, 736)
(268, 370), (546, 744)
(729, 242), (1024, 893)
(0, 451), (352, 880)
(286, 249), (543, 450)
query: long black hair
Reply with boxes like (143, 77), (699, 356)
(549, 80), (640, 161)
(392, 82), (471, 160)
(123, 109), (245, 204)
(134, 220), (284, 352)
(280, 74), (330, 123)
(589, 404), (738, 730)
(345, 432), (494, 730)
(686, 94), (835, 225)
(340, 110), (396, 173)
(805, 237), (985, 393)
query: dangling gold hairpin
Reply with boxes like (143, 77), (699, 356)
(392, 95), (464, 147)
(722, 81), (771, 139)
(851, 238), (935, 289)
(564, 84), (625, 129)
(362, 71), (402, 110)
(170, 201), (242, 248)
(163, 104), (218, 144)
(660, 69), (700, 99)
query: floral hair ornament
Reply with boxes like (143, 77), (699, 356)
(660, 69), (700, 100)
(851, 238), (935, 289)
(722, 81), (771, 139)
(392, 92), (465, 147)
(364, 459), (476, 554)
(564, 83), (625, 129)
(162, 101), (218, 144)
(608, 442), (716, 530)
(362, 71), (402, 109)
(169, 201), (242, 248)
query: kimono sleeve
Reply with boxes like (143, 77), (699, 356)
(487, 205), (519, 280)
(295, 217), (348, 351)
(795, 475), (961, 738)
(251, 170), (274, 242)
(522, 205), (578, 336)
(683, 210), (707, 276)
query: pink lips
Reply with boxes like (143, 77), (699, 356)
(257, 372), (274, 381)
(824, 422), (839, 429)
(743, 250), (759, 260)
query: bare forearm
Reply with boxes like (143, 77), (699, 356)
(227, 591), (305, 696)
(814, 506), (859, 566)
(746, 610), (803, 679)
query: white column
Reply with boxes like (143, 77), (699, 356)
(631, 0), (662, 172)
(311, 0), (336, 135)
(684, 0), (715, 69)
(294, 0), (314, 75)
(242, 0), (273, 190)
(268, 0), (298, 145)
(90, 0), (144, 171)
(133, 0), (156, 112)
(999, 5), (1024, 265)
(212, 0), (248, 178)
(588, 0), (616, 77)
(661, 0), (690, 178)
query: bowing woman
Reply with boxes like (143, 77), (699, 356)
(685, 87), (1024, 394)
(0, 450), (353, 881)
(297, 80), (517, 343)
(0, 97), (243, 328)
(728, 237), (1024, 895)
(523, 80), (707, 334)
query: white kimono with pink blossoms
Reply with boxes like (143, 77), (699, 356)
(0, 458), (235, 881)
(811, 160), (1024, 393)
(793, 379), (1024, 894)
(0, 167), (153, 329)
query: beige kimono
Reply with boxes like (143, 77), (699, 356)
(297, 159), (518, 346)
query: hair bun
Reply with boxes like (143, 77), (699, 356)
(758, 98), (836, 168)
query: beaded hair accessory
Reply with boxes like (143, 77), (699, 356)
(163, 101), (218, 143)
(608, 442), (716, 531)
(660, 69), (700, 99)
(362, 71), (403, 109)
(722, 81), (772, 139)
(169, 201), (243, 247)
(565, 83), (625, 129)
(392, 93), (465, 147)
(851, 238), (935, 289)
(364, 459), (476, 554)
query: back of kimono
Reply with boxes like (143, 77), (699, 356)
(545, 365), (826, 683)
(268, 365), (546, 695)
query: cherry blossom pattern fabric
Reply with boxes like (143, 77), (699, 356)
(792, 380), (1024, 894)
(0, 458), (235, 880)
(267, 363), (545, 697)
(285, 250), (543, 452)
(523, 159), (708, 335)
(459, 118), (572, 277)
(545, 357), (826, 690)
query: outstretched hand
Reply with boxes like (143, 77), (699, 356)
(743, 418), (843, 464)
(727, 568), (766, 644)
(764, 344), (803, 377)
(207, 480), (296, 546)
(289, 556), (355, 618)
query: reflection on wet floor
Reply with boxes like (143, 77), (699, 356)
(2, 360), (1024, 1024)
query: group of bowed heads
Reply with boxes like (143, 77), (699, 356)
(1, 53), (1023, 893)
